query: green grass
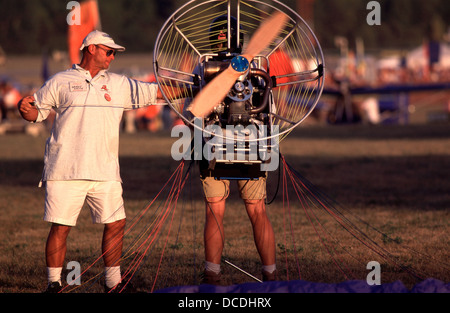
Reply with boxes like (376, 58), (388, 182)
(0, 123), (449, 293)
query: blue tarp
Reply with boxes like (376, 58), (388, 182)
(155, 278), (449, 293)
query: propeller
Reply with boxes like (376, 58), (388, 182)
(187, 11), (288, 118)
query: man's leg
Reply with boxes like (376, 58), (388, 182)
(43, 181), (84, 290)
(244, 199), (277, 280)
(102, 218), (126, 290)
(200, 176), (230, 284)
(204, 197), (226, 265)
(45, 223), (72, 290)
(203, 197), (226, 284)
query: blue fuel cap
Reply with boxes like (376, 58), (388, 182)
(231, 56), (249, 72)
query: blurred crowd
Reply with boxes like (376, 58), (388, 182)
(320, 45), (450, 125)
(326, 54), (450, 89)
(0, 79), (28, 135)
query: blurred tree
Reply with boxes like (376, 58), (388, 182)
(0, 0), (67, 54)
(428, 14), (446, 41)
(99, 0), (159, 52)
(314, 0), (449, 50)
(156, 0), (174, 18)
(0, 0), (448, 54)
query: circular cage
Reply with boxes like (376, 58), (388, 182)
(153, 0), (324, 142)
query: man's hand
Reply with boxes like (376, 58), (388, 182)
(18, 95), (38, 122)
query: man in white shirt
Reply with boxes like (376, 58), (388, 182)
(18, 30), (170, 293)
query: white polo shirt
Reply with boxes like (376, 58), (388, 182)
(34, 64), (161, 183)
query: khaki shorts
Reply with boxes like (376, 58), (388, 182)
(44, 180), (126, 226)
(201, 176), (266, 201)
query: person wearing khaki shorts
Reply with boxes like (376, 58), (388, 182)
(201, 175), (277, 284)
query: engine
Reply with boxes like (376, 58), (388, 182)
(197, 53), (278, 180)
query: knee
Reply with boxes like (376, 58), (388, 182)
(244, 198), (265, 208)
(205, 197), (225, 204)
(244, 199), (267, 216)
(49, 224), (71, 238)
(205, 198), (225, 218)
(104, 219), (126, 234)
(108, 218), (126, 226)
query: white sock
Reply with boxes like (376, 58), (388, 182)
(262, 264), (276, 274)
(47, 267), (62, 284)
(105, 266), (121, 288)
(205, 261), (221, 274)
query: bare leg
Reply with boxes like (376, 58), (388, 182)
(46, 224), (71, 268)
(244, 199), (276, 266)
(204, 197), (226, 265)
(102, 219), (126, 267)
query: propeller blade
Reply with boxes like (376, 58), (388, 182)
(242, 11), (288, 60)
(187, 11), (288, 118)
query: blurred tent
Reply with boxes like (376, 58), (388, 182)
(377, 56), (400, 70)
(67, 0), (102, 65)
(407, 42), (450, 70)
(376, 42), (450, 71)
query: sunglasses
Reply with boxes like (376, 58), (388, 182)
(96, 45), (116, 57)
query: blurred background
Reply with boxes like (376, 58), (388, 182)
(0, 0), (449, 134)
(0, 1), (449, 293)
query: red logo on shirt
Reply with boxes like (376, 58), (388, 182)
(101, 85), (109, 91)
(104, 94), (111, 101)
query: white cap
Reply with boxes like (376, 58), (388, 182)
(80, 30), (126, 52)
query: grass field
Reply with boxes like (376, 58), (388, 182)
(0, 121), (449, 293)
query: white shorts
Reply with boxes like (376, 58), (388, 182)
(44, 180), (126, 226)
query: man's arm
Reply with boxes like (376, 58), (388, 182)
(124, 77), (186, 109)
(157, 85), (185, 100)
(18, 96), (38, 122)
